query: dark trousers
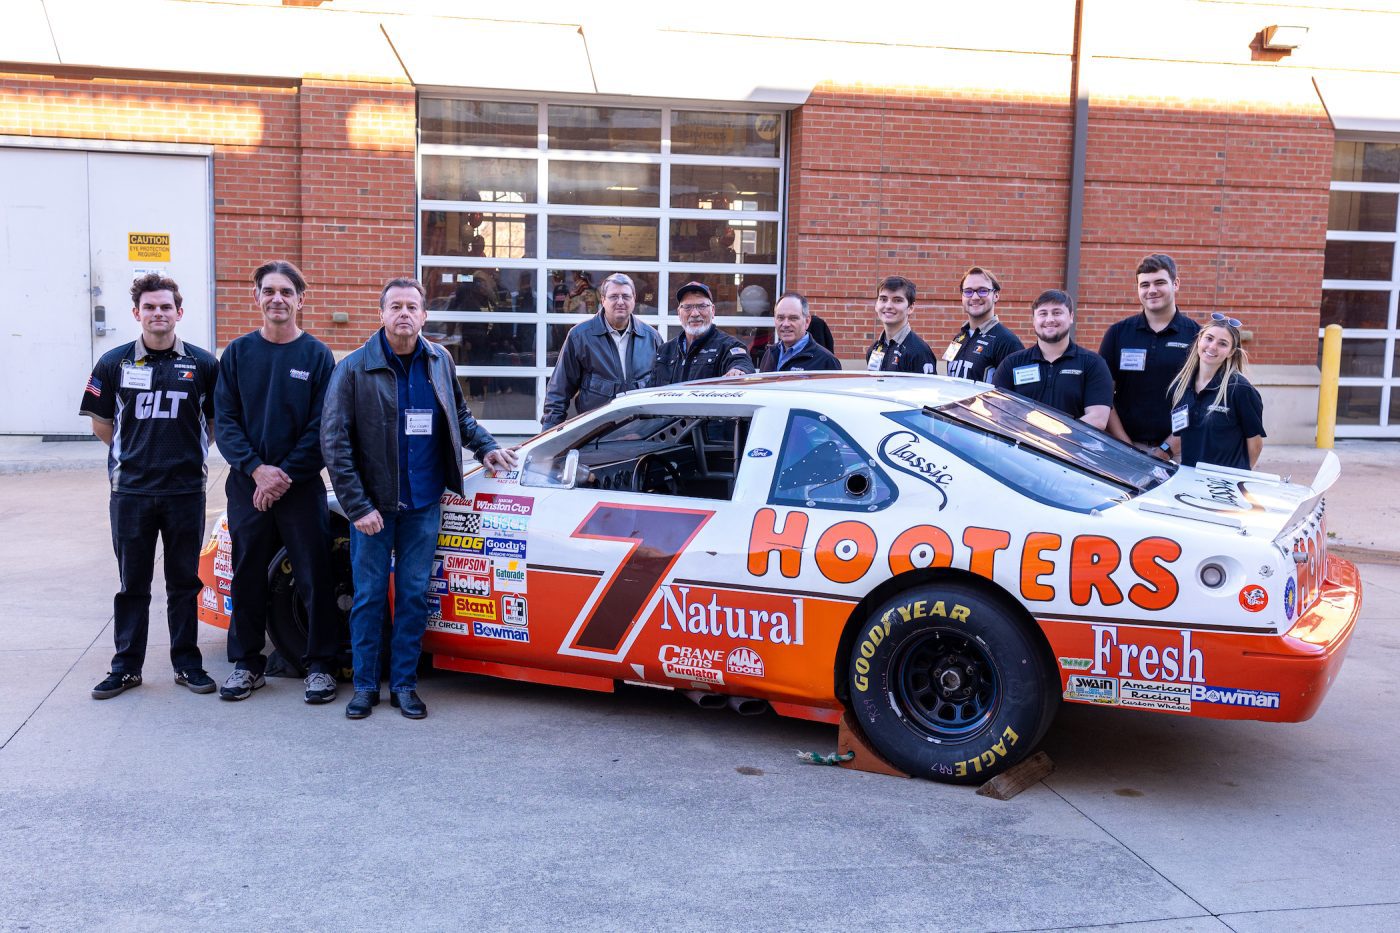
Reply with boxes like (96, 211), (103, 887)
(109, 491), (205, 674)
(225, 472), (336, 674)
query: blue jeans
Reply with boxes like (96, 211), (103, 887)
(347, 502), (441, 693)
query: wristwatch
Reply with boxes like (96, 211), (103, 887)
(1158, 441), (1172, 452)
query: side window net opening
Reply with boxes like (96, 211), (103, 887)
(769, 409), (896, 512)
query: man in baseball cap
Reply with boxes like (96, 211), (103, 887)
(653, 281), (756, 384)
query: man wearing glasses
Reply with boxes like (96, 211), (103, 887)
(653, 282), (756, 385)
(541, 272), (662, 428)
(1099, 253), (1201, 455)
(865, 275), (937, 374)
(943, 266), (1023, 382)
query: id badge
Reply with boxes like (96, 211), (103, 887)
(121, 365), (153, 390)
(1120, 348), (1147, 372)
(941, 340), (962, 362)
(1170, 405), (1189, 433)
(404, 409), (433, 436)
(1012, 364), (1041, 386)
(866, 349), (885, 371)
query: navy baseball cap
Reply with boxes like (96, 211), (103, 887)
(675, 281), (713, 303)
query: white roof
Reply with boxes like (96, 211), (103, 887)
(623, 371), (986, 410)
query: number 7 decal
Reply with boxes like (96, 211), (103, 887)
(561, 502), (714, 658)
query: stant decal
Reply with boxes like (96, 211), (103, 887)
(659, 645), (725, 685)
(725, 646), (765, 677)
(452, 594), (497, 621)
(1239, 584), (1268, 612)
(876, 431), (954, 509)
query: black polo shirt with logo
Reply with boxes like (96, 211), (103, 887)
(79, 336), (219, 495)
(944, 319), (1024, 382)
(991, 341), (1113, 419)
(865, 327), (937, 374)
(1173, 371), (1266, 470)
(1098, 309), (1201, 445)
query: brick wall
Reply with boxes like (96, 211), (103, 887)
(0, 69), (415, 351)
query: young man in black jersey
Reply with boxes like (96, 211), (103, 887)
(215, 260), (339, 704)
(942, 266), (1024, 382)
(80, 274), (220, 699)
(865, 275), (936, 374)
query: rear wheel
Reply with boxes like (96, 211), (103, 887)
(266, 522), (353, 677)
(846, 582), (1058, 784)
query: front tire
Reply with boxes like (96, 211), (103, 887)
(266, 526), (353, 676)
(846, 582), (1058, 784)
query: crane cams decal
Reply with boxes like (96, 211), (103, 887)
(877, 431), (953, 509)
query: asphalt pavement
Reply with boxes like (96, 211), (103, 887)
(0, 439), (1397, 932)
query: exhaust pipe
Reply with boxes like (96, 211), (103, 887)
(727, 696), (768, 716)
(684, 690), (728, 710)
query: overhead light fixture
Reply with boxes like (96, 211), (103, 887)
(1261, 24), (1308, 50)
(606, 185), (639, 191)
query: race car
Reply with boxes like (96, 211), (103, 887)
(197, 372), (1361, 784)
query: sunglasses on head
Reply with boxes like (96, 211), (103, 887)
(1211, 312), (1243, 328)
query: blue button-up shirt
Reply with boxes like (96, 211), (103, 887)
(776, 334), (811, 371)
(381, 331), (447, 510)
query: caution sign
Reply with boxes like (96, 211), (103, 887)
(128, 233), (171, 262)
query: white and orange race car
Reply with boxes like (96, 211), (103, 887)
(198, 372), (1360, 784)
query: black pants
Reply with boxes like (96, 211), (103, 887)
(109, 491), (205, 674)
(225, 472), (336, 674)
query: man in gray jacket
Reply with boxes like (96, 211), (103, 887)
(541, 273), (661, 429)
(321, 277), (517, 720)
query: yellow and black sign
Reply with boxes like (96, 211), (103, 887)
(128, 232), (171, 262)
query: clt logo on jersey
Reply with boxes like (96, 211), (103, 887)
(133, 390), (187, 420)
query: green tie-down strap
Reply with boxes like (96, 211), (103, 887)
(795, 750), (856, 766)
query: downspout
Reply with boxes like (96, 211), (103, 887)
(1065, 0), (1088, 300)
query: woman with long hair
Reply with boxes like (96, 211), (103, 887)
(1165, 313), (1266, 469)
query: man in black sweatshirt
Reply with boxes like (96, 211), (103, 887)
(214, 260), (339, 705)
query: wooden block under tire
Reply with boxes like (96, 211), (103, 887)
(975, 750), (1055, 800)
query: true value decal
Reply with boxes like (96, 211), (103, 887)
(876, 431), (953, 509)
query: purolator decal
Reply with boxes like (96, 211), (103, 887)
(659, 645), (724, 685)
(877, 431), (953, 509)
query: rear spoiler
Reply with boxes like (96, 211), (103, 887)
(1274, 451), (1339, 542)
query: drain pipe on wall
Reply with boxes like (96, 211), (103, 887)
(1065, 0), (1089, 302)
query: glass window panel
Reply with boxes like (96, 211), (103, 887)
(548, 105), (660, 152)
(672, 111), (781, 157)
(1327, 191), (1398, 232)
(1390, 384), (1400, 426)
(670, 165), (780, 212)
(1332, 141), (1400, 184)
(422, 210), (535, 259)
(1318, 337), (1388, 377)
(422, 267), (537, 313)
(1324, 240), (1393, 281)
(664, 272), (778, 317)
(718, 324), (776, 369)
(548, 216), (659, 261)
(1335, 385), (1382, 425)
(1320, 290), (1391, 329)
(457, 376), (538, 422)
(421, 99), (537, 148)
(426, 321), (537, 367)
(669, 219), (779, 264)
(422, 155), (536, 203)
(548, 161), (660, 208)
(547, 270), (659, 315)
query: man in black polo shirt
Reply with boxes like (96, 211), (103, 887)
(80, 273), (220, 700)
(993, 289), (1112, 428)
(865, 275), (936, 374)
(654, 282), (757, 384)
(1099, 253), (1201, 454)
(759, 292), (841, 373)
(943, 266), (1023, 382)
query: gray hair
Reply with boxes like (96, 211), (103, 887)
(601, 273), (635, 295)
(379, 277), (426, 308)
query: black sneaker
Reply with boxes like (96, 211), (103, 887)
(175, 669), (216, 694)
(219, 668), (266, 701)
(304, 671), (337, 705)
(92, 671), (142, 700)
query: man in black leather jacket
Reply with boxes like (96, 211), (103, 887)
(541, 273), (662, 428)
(654, 281), (757, 385)
(321, 278), (517, 721)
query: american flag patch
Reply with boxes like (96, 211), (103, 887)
(85, 376), (102, 398)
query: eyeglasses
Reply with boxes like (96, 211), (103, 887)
(678, 302), (713, 313)
(961, 287), (995, 298)
(1211, 312), (1243, 327)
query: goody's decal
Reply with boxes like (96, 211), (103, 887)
(876, 431), (953, 509)
(485, 536), (527, 559)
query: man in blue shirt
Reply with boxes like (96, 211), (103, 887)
(759, 292), (841, 373)
(321, 278), (517, 720)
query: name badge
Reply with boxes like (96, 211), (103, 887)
(866, 348), (885, 371)
(405, 409), (433, 436)
(941, 340), (962, 362)
(121, 365), (153, 390)
(1120, 348), (1147, 371)
(1013, 364), (1041, 386)
(1171, 405), (1189, 433)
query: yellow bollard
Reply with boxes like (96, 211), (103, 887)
(1316, 323), (1342, 449)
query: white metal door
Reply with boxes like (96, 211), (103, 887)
(0, 149), (92, 434)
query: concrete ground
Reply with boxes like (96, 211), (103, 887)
(0, 440), (1397, 932)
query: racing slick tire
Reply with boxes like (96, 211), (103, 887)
(846, 582), (1058, 784)
(266, 527), (353, 677)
